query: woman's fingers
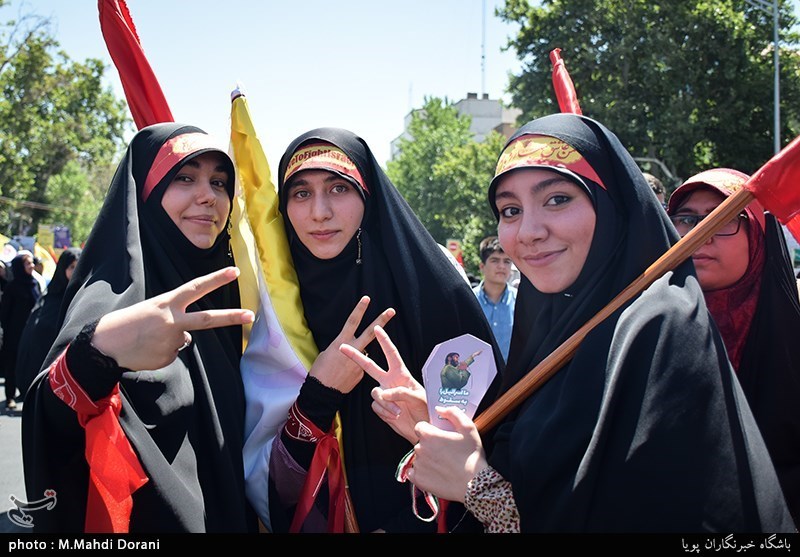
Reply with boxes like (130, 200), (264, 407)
(338, 296), (371, 339)
(181, 308), (255, 332)
(372, 325), (406, 372)
(170, 266), (241, 309)
(356, 307), (396, 347)
(339, 343), (387, 384)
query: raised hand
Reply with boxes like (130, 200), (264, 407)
(339, 325), (428, 444)
(308, 296), (396, 394)
(90, 266), (255, 371)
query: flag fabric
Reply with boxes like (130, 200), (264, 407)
(745, 133), (800, 243)
(549, 48), (582, 115)
(98, 0), (173, 129)
(231, 88), (323, 530)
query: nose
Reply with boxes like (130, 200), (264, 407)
(516, 211), (547, 244)
(309, 194), (333, 221)
(195, 180), (217, 206)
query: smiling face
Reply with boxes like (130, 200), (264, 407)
(494, 168), (596, 294)
(160, 151), (232, 249)
(285, 169), (365, 260)
(673, 188), (750, 291)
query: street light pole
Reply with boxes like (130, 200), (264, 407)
(772, 0), (780, 154)
(746, 0), (781, 154)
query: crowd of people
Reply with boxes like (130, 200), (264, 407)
(2, 109), (798, 535)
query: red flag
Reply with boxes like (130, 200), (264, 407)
(98, 0), (173, 129)
(549, 48), (582, 115)
(745, 133), (800, 243)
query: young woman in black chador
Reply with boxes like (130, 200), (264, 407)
(344, 113), (795, 532)
(23, 123), (257, 533)
(243, 127), (502, 533)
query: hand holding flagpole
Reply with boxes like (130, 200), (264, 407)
(475, 50), (800, 433)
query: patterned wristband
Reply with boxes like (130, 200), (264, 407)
(284, 402), (325, 443)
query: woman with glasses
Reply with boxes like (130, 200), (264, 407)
(667, 168), (800, 526)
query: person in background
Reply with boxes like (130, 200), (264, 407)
(22, 123), (257, 533)
(342, 113), (794, 533)
(31, 256), (48, 292)
(242, 127), (502, 533)
(643, 172), (666, 208)
(472, 236), (517, 362)
(15, 247), (82, 398)
(1, 250), (41, 410)
(667, 168), (800, 526)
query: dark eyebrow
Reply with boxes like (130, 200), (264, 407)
(495, 175), (578, 202)
(288, 173), (345, 189)
(180, 159), (229, 174)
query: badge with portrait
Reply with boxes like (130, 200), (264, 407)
(396, 333), (497, 524)
(421, 333), (497, 431)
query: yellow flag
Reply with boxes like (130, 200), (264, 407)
(229, 89), (317, 367)
(232, 87), (326, 530)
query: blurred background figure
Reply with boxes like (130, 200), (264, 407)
(0, 251), (41, 410)
(473, 235), (517, 362)
(643, 172), (666, 208)
(15, 247), (82, 398)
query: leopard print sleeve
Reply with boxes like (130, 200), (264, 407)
(464, 466), (520, 533)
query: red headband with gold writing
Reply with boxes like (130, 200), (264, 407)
(494, 135), (606, 190)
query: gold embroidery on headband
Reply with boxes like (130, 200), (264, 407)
(494, 135), (606, 190)
(496, 137), (581, 175)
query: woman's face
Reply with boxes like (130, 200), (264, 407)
(65, 259), (78, 281)
(673, 189), (750, 290)
(22, 255), (34, 275)
(160, 151), (231, 249)
(285, 169), (365, 260)
(494, 168), (596, 294)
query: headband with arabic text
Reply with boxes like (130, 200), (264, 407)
(494, 135), (606, 191)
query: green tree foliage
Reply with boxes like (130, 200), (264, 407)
(386, 97), (506, 275)
(498, 0), (800, 187)
(0, 1), (130, 244)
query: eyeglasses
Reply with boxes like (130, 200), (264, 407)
(668, 213), (747, 237)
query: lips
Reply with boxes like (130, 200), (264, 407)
(309, 230), (338, 240)
(184, 215), (217, 226)
(520, 249), (564, 268)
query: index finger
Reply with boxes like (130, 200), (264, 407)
(339, 343), (388, 385)
(170, 267), (241, 308)
(181, 307), (255, 332)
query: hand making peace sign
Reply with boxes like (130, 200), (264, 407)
(90, 266), (255, 371)
(339, 325), (429, 444)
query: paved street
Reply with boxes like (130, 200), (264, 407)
(1, 380), (29, 534)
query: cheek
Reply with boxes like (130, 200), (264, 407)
(725, 235), (751, 282)
(285, 202), (304, 231)
(342, 200), (365, 231)
(160, 189), (185, 225)
(218, 196), (231, 220)
(497, 223), (517, 259)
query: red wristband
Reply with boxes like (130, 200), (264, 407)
(284, 402), (325, 443)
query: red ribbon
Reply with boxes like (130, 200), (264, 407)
(49, 349), (149, 533)
(287, 403), (346, 533)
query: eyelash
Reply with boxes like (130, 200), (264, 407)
(173, 175), (228, 190)
(292, 183), (352, 199)
(497, 193), (573, 219)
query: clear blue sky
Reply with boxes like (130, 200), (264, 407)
(3, 0), (523, 168)
(3, 1), (798, 169)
